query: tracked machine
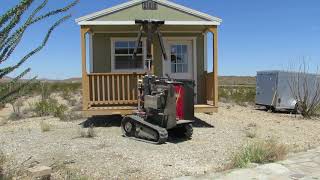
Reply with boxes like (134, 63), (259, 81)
(121, 20), (194, 144)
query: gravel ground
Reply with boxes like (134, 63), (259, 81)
(0, 103), (320, 179)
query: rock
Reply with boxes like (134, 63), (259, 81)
(27, 165), (52, 179)
(247, 163), (259, 168)
(256, 163), (290, 175)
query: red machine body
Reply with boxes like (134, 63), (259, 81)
(175, 85), (184, 120)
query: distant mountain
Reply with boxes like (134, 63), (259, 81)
(37, 77), (82, 83)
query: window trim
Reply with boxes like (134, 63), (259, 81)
(170, 44), (189, 73)
(110, 37), (147, 72)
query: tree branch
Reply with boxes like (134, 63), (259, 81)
(0, 15), (71, 79)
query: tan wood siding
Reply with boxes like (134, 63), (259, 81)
(92, 4), (207, 22)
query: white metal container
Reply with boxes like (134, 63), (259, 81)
(256, 71), (320, 111)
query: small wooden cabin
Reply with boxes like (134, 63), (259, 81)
(76, 0), (222, 116)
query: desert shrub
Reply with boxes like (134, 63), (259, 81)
(33, 98), (68, 119)
(219, 86), (256, 105)
(61, 87), (73, 101)
(33, 99), (56, 117)
(9, 99), (24, 120)
(53, 103), (68, 119)
(40, 83), (52, 101)
(288, 62), (320, 119)
(40, 121), (51, 132)
(232, 140), (288, 168)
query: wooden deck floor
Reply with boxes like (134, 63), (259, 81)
(83, 104), (217, 116)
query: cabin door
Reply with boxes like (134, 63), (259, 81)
(163, 40), (194, 80)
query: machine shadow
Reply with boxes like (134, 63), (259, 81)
(192, 117), (215, 128)
(80, 115), (122, 128)
(255, 107), (297, 115)
(167, 135), (190, 144)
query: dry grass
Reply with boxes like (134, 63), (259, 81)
(245, 129), (257, 139)
(78, 126), (96, 138)
(0, 150), (5, 175)
(244, 123), (257, 139)
(231, 140), (288, 168)
(40, 120), (51, 132)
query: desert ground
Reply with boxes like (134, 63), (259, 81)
(1, 92), (320, 179)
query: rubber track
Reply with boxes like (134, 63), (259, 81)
(123, 115), (168, 144)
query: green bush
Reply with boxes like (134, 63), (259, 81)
(232, 140), (288, 168)
(33, 98), (68, 119)
(61, 87), (72, 101)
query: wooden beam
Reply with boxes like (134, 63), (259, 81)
(81, 26), (91, 111)
(208, 26), (218, 109)
(195, 104), (218, 113)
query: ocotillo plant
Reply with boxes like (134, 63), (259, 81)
(0, 0), (79, 106)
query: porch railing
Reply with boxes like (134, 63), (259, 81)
(87, 73), (145, 106)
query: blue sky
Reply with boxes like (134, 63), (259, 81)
(1, 0), (320, 79)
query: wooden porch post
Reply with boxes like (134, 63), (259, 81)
(209, 26), (218, 108)
(81, 26), (91, 111)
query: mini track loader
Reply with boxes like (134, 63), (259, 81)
(121, 20), (194, 144)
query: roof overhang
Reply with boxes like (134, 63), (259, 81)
(76, 0), (222, 26)
(78, 21), (220, 26)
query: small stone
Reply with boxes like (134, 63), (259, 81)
(27, 165), (52, 178)
(247, 163), (259, 168)
(290, 173), (305, 180)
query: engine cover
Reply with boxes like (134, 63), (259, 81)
(144, 95), (162, 110)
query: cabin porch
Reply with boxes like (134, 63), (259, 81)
(80, 27), (219, 117)
(82, 72), (217, 116)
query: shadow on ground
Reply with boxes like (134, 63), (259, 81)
(80, 115), (122, 128)
(193, 117), (215, 128)
(255, 107), (298, 115)
(80, 115), (214, 144)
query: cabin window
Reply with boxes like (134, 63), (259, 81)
(112, 39), (145, 71)
(170, 44), (188, 73)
